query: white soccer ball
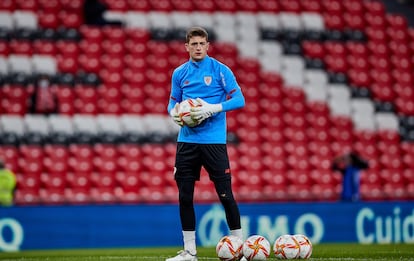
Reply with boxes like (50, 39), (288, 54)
(273, 234), (300, 259)
(178, 98), (202, 127)
(294, 234), (312, 259)
(242, 235), (271, 260)
(216, 235), (244, 261)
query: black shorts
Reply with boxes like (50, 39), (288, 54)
(174, 142), (231, 182)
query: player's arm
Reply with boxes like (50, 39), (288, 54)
(220, 66), (245, 112)
(168, 71), (184, 126)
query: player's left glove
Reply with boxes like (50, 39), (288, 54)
(190, 98), (222, 122)
(170, 103), (184, 126)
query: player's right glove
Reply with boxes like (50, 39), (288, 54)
(170, 103), (184, 126)
(190, 98), (222, 122)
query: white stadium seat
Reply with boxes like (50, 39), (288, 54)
(171, 12), (193, 28)
(32, 55), (57, 75)
(375, 112), (399, 131)
(279, 12), (303, 31)
(0, 56), (9, 74)
(257, 12), (281, 29)
(12, 11), (38, 29)
(301, 12), (325, 31)
(96, 114), (123, 134)
(148, 11), (171, 28)
(72, 115), (98, 134)
(125, 11), (149, 28)
(8, 55), (33, 74)
(24, 115), (50, 135)
(0, 115), (25, 136)
(0, 11), (14, 30)
(190, 12), (214, 28)
(328, 84), (352, 101)
(48, 115), (75, 134)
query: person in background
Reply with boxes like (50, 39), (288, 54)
(0, 159), (17, 206)
(83, 0), (123, 26)
(30, 75), (57, 115)
(166, 27), (246, 261)
(332, 151), (369, 202)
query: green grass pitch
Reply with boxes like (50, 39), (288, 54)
(0, 243), (413, 261)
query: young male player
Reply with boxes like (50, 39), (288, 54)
(166, 27), (246, 261)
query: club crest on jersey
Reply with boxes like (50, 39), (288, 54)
(204, 76), (212, 86)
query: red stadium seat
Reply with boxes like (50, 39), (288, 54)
(66, 172), (92, 191)
(302, 41), (325, 59)
(43, 157), (69, 174)
(386, 14), (408, 29)
(40, 172), (66, 190)
(104, 0), (128, 11)
(360, 169), (382, 186)
(65, 187), (91, 204)
(214, 0), (237, 12)
(116, 172), (139, 192)
(33, 40), (58, 55)
(16, 173), (41, 191)
(323, 13), (345, 30)
(360, 183), (385, 201)
(300, 0), (321, 12)
(383, 183), (408, 200)
(192, 0), (216, 12)
(0, 146), (19, 171)
(1, 86), (29, 115)
(90, 172), (117, 188)
(90, 187), (118, 204)
(287, 184), (313, 201)
(19, 145), (44, 160)
(39, 188), (66, 205)
(343, 0), (364, 15)
(18, 158), (43, 176)
(58, 11), (83, 28)
(194, 185), (217, 203)
(68, 158), (94, 173)
(38, 11), (60, 29)
(14, 188), (41, 205)
(311, 183), (339, 201)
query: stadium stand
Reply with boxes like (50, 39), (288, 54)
(0, 0), (414, 205)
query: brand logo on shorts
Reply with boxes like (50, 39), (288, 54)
(204, 76), (212, 86)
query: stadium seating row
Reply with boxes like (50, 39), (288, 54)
(0, 114), (178, 145)
(1, 0), (414, 204)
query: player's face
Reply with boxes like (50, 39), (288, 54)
(185, 36), (209, 62)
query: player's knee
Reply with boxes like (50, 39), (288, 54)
(177, 180), (195, 206)
(214, 179), (233, 200)
(217, 188), (235, 204)
(179, 190), (193, 206)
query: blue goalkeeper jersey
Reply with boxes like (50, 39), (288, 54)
(167, 55), (245, 144)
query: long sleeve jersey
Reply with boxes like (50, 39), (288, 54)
(167, 56), (245, 144)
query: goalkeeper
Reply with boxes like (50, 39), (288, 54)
(166, 26), (246, 261)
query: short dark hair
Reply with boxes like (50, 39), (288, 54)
(186, 27), (208, 43)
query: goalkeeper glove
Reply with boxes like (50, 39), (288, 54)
(190, 98), (222, 122)
(170, 103), (184, 126)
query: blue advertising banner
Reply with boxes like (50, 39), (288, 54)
(1, 201), (414, 251)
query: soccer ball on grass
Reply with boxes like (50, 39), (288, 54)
(216, 235), (244, 261)
(294, 234), (312, 259)
(273, 234), (301, 259)
(242, 235), (271, 260)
